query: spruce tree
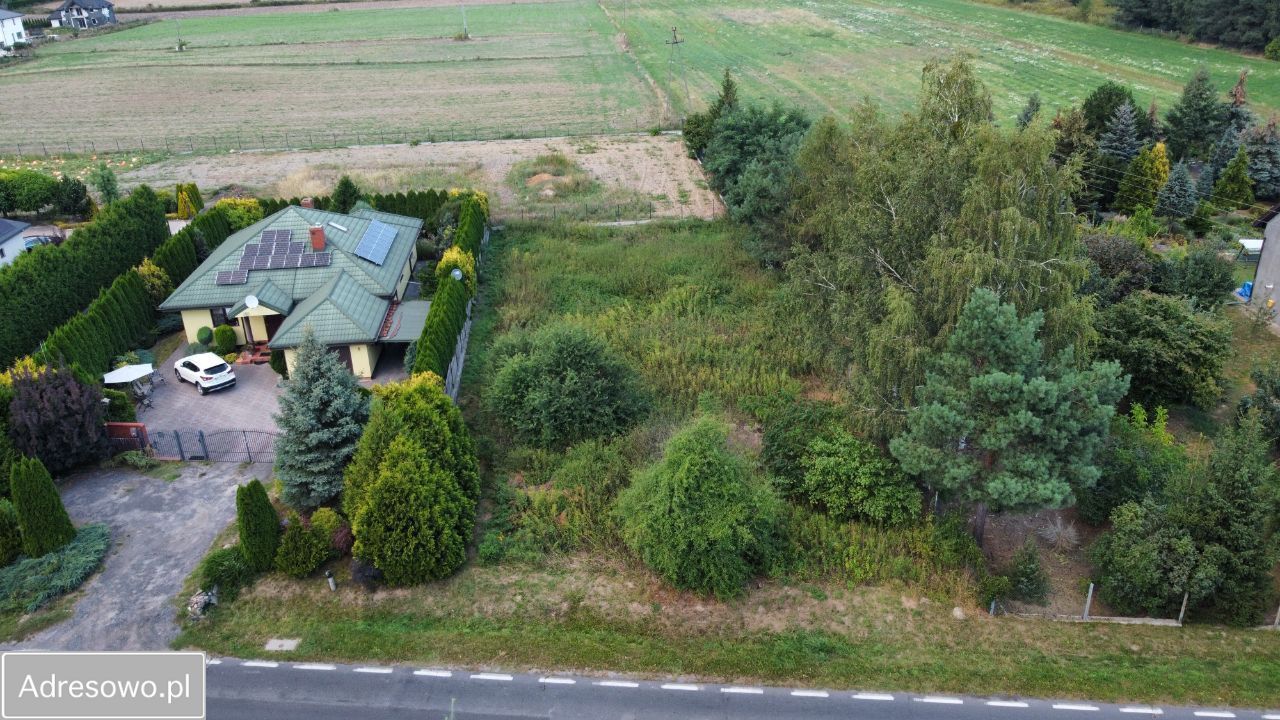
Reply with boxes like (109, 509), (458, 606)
(1099, 102), (1140, 164)
(1116, 142), (1170, 213)
(1083, 81), (1153, 139)
(274, 329), (370, 511)
(236, 479), (279, 572)
(1164, 66), (1228, 160)
(1213, 147), (1256, 210)
(1199, 125), (1241, 200)
(1156, 162), (1198, 218)
(1224, 70), (1254, 133)
(9, 456), (75, 558)
(1243, 118), (1280, 200)
(889, 289), (1128, 544)
(1016, 92), (1041, 130)
(331, 175), (361, 215)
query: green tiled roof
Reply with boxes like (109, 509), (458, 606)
(229, 278), (293, 317)
(268, 272), (389, 349)
(159, 205), (421, 313)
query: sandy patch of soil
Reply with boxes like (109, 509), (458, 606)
(121, 134), (723, 220)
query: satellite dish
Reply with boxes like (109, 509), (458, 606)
(245, 294), (260, 309)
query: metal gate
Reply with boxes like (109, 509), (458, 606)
(149, 429), (280, 463)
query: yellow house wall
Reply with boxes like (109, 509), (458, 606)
(395, 251), (415, 300)
(180, 309), (214, 345)
(283, 348), (298, 376)
(350, 344), (381, 378)
(232, 306), (280, 345)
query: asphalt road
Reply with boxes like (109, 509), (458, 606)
(206, 657), (1279, 720)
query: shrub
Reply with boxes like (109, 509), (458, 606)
(1007, 537), (1050, 605)
(235, 480), (279, 572)
(1080, 233), (1154, 305)
(212, 325), (237, 355)
(102, 388), (137, 423)
(8, 362), (111, 475)
(268, 348), (288, 378)
(1155, 245), (1235, 309)
(0, 500), (21, 566)
(176, 191), (195, 220)
(434, 246), (477, 296)
(1091, 499), (1197, 617)
(351, 436), (470, 585)
(1267, 37), (1280, 61)
(412, 275), (468, 378)
(309, 508), (341, 541)
(331, 176), (362, 215)
(759, 396), (844, 496)
(213, 197), (264, 231)
(1078, 405), (1186, 526)
(185, 342), (210, 357)
(551, 439), (631, 550)
(1239, 362), (1280, 444)
(9, 456), (75, 558)
(136, 258), (173, 305)
(196, 326), (213, 346)
(0, 524), (108, 613)
(486, 324), (648, 449)
(274, 514), (330, 578)
(198, 546), (252, 601)
(1095, 291), (1231, 408)
(798, 430), (921, 526)
(616, 416), (782, 599)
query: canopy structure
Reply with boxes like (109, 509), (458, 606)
(1239, 238), (1263, 255)
(102, 364), (155, 385)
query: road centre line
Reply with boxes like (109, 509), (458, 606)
(242, 661), (278, 668)
(854, 693), (895, 701)
(660, 683), (700, 691)
(1052, 704), (1100, 711)
(791, 690), (829, 698)
(722, 687), (765, 694)
(916, 697), (964, 704)
(987, 700), (1030, 708)
(414, 669), (452, 677)
(472, 673), (514, 681)
(294, 664), (336, 671)
(354, 667), (394, 674)
(596, 681), (639, 688)
(538, 677), (576, 685)
(1119, 708), (1163, 715)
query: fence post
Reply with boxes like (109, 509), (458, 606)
(1273, 602), (1279, 628)
(198, 430), (209, 460)
(988, 600), (996, 616)
(243, 430), (252, 464)
(1177, 592), (1190, 626)
(174, 432), (185, 462)
(1082, 582), (1094, 620)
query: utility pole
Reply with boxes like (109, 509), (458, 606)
(665, 26), (689, 123)
(175, 18), (183, 51)
(459, 4), (469, 40)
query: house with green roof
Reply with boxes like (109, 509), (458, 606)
(160, 202), (426, 378)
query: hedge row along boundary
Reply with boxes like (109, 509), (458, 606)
(412, 194), (488, 379)
(0, 187), (169, 367)
(257, 190), (448, 228)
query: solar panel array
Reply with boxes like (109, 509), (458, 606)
(260, 229), (294, 243)
(214, 270), (249, 285)
(354, 220), (396, 266)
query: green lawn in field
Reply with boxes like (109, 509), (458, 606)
(611, 0), (1280, 123)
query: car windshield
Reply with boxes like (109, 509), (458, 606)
(204, 363), (229, 375)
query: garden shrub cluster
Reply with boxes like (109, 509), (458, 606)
(0, 186), (167, 367)
(412, 193), (488, 380)
(274, 514), (330, 578)
(198, 547), (252, 601)
(0, 523), (109, 614)
(236, 480), (279, 573)
(8, 363), (109, 475)
(212, 197), (263, 231)
(212, 325), (237, 356)
(9, 455), (74, 558)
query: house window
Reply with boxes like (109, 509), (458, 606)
(211, 307), (229, 327)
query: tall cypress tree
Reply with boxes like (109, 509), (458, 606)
(1213, 147), (1256, 209)
(9, 456), (75, 558)
(1156, 161), (1198, 219)
(236, 479), (279, 572)
(1116, 142), (1171, 213)
(1016, 93), (1041, 130)
(273, 328), (370, 511)
(1099, 102), (1140, 163)
(1164, 67), (1228, 160)
(331, 176), (361, 215)
(1243, 118), (1280, 200)
(1200, 125), (1242, 200)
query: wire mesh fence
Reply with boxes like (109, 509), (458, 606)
(149, 428), (279, 463)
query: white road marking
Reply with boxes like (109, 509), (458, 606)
(987, 700), (1030, 708)
(1052, 704), (1100, 712)
(242, 661), (278, 668)
(791, 690), (829, 698)
(206, 659), (222, 666)
(294, 664), (336, 671)
(472, 673), (514, 682)
(354, 667), (394, 675)
(660, 683), (700, 691)
(1261, 715), (1280, 719)
(1119, 708), (1163, 715)
(916, 697), (964, 705)
(414, 669), (453, 678)
(722, 687), (765, 695)
(853, 693), (895, 701)
(1193, 713), (1235, 718)
(538, 677), (576, 685)
(596, 681), (639, 688)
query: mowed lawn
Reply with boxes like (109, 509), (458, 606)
(611, 0), (1280, 123)
(0, 0), (660, 147)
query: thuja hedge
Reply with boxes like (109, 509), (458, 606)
(0, 186), (168, 367)
(455, 195), (485, 255)
(38, 271), (156, 374)
(412, 276), (470, 378)
(187, 206), (235, 255)
(256, 190), (448, 228)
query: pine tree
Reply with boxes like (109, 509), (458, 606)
(1213, 147), (1256, 210)
(1016, 92), (1041, 130)
(889, 289), (1128, 544)
(1243, 118), (1280, 200)
(331, 175), (361, 215)
(1116, 142), (1171, 213)
(1164, 66), (1228, 160)
(236, 479), (279, 572)
(1199, 125), (1241, 200)
(1099, 102), (1140, 163)
(9, 456), (75, 558)
(274, 328), (370, 511)
(1156, 161), (1198, 218)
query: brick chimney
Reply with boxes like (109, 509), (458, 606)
(300, 197), (314, 209)
(309, 225), (325, 251)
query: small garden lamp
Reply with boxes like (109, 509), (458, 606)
(450, 268), (464, 282)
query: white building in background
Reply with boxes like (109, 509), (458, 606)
(0, 10), (27, 50)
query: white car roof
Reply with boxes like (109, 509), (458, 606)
(183, 352), (230, 370)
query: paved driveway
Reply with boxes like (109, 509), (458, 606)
(143, 356), (283, 433)
(6, 462), (270, 651)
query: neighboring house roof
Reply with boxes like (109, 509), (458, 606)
(229, 278), (293, 317)
(0, 10), (25, 20)
(268, 272), (388, 349)
(51, 0), (113, 11)
(160, 205), (421, 313)
(0, 219), (31, 243)
(1256, 203), (1280, 229)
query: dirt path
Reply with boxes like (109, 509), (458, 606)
(5, 463), (269, 651)
(122, 134), (723, 221)
(115, 0), (554, 20)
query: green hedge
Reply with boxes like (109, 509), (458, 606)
(0, 186), (168, 367)
(412, 276), (469, 378)
(38, 271), (156, 374)
(455, 195), (485, 255)
(256, 190), (448, 228)
(188, 206), (235, 254)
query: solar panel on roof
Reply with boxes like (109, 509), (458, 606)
(288, 241), (306, 255)
(268, 255), (287, 269)
(252, 255), (271, 271)
(214, 270), (248, 286)
(354, 220), (397, 266)
(286, 253), (302, 268)
(316, 252), (332, 267)
(238, 255), (254, 271)
(243, 244), (261, 257)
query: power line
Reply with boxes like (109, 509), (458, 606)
(665, 26), (690, 122)
(1074, 153), (1278, 217)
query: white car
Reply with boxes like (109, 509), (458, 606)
(174, 352), (237, 395)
